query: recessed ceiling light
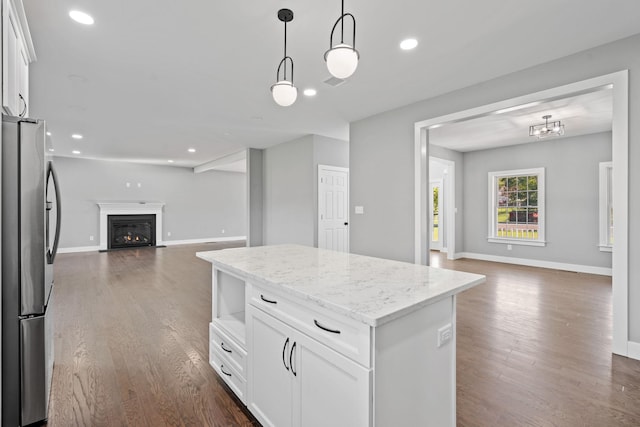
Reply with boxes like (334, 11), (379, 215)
(72, 150), (81, 154)
(167, 160), (174, 163)
(69, 10), (94, 25)
(48, 148), (55, 152)
(400, 38), (418, 50)
(303, 88), (317, 97)
(188, 148), (196, 153)
(71, 134), (83, 139)
(46, 131), (52, 136)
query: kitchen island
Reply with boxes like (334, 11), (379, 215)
(197, 244), (485, 427)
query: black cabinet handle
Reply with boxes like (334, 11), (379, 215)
(314, 319), (341, 334)
(344, 222), (349, 226)
(282, 337), (290, 371)
(260, 295), (278, 304)
(18, 93), (27, 118)
(220, 342), (232, 353)
(290, 342), (297, 376)
(220, 365), (232, 377)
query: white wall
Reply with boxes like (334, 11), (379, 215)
(54, 157), (246, 249)
(350, 33), (640, 341)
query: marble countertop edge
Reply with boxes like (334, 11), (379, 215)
(196, 246), (486, 327)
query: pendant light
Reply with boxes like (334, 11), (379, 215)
(271, 9), (297, 107)
(324, 0), (359, 79)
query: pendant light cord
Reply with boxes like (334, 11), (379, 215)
(341, 0), (345, 43)
(284, 21), (288, 80)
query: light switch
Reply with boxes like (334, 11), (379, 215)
(355, 206), (364, 214)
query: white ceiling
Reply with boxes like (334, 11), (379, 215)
(429, 88), (613, 152)
(22, 0), (640, 168)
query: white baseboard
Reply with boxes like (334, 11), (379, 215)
(456, 252), (612, 276)
(57, 245), (100, 254)
(163, 236), (246, 246)
(628, 341), (640, 361)
(58, 236), (246, 253)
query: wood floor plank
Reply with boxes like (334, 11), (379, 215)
(47, 244), (640, 426)
(434, 252), (640, 427)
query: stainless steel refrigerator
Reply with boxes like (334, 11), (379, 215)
(2, 115), (61, 426)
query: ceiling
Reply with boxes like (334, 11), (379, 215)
(22, 0), (640, 169)
(429, 88), (613, 152)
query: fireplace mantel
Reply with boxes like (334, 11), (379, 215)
(97, 202), (164, 250)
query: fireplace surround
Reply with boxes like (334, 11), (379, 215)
(97, 202), (164, 251)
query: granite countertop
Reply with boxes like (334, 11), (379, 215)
(197, 244), (485, 327)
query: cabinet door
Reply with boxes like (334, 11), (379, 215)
(247, 307), (294, 427)
(293, 333), (372, 427)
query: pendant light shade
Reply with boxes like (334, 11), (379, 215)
(271, 9), (297, 107)
(325, 0), (359, 79)
(272, 80), (297, 107)
(325, 44), (359, 79)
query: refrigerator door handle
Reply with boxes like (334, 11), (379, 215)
(46, 161), (62, 264)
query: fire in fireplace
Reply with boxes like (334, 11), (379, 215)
(108, 214), (156, 249)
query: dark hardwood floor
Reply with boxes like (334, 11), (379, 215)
(47, 244), (640, 426)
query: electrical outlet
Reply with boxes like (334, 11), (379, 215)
(89, 235), (94, 241)
(355, 206), (364, 214)
(437, 324), (452, 348)
(507, 244), (513, 250)
(221, 229), (225, 234)
(167, 231), (171, 237)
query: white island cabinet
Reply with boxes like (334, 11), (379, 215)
(197, 245), (485, 427)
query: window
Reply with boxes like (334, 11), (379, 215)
(599, 162), (613, 252)
(488, 168), (545, 246)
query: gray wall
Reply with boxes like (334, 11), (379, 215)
(350, 33), (640, 341)
(55, 157), (246, 248)
(262, 135), (349, 246)
(263, 136), (315, 245)
(246, 148), (264, 247)
(463, 132), (611, 267)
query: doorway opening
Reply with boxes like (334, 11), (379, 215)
(414, 71), (630, 358)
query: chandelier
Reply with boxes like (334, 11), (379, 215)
(529, 115), (565, 138)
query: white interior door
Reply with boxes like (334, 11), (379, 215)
(429, 180), (443, 251)
(318, 165), (349, 252)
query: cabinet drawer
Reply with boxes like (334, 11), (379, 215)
(210, 346), (247, 404)
(249, 285), (371, 367)
(210, 322), (246, 378)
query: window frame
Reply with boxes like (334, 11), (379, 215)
(598, 161), (613, 252)
(487, 167), (546, 247)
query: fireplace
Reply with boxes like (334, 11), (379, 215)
(108, 214), (156, 249)
(97, 202), (164, 251)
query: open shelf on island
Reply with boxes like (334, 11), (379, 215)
(217, 311), (246, 346)
(213, 268), (247, 348)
